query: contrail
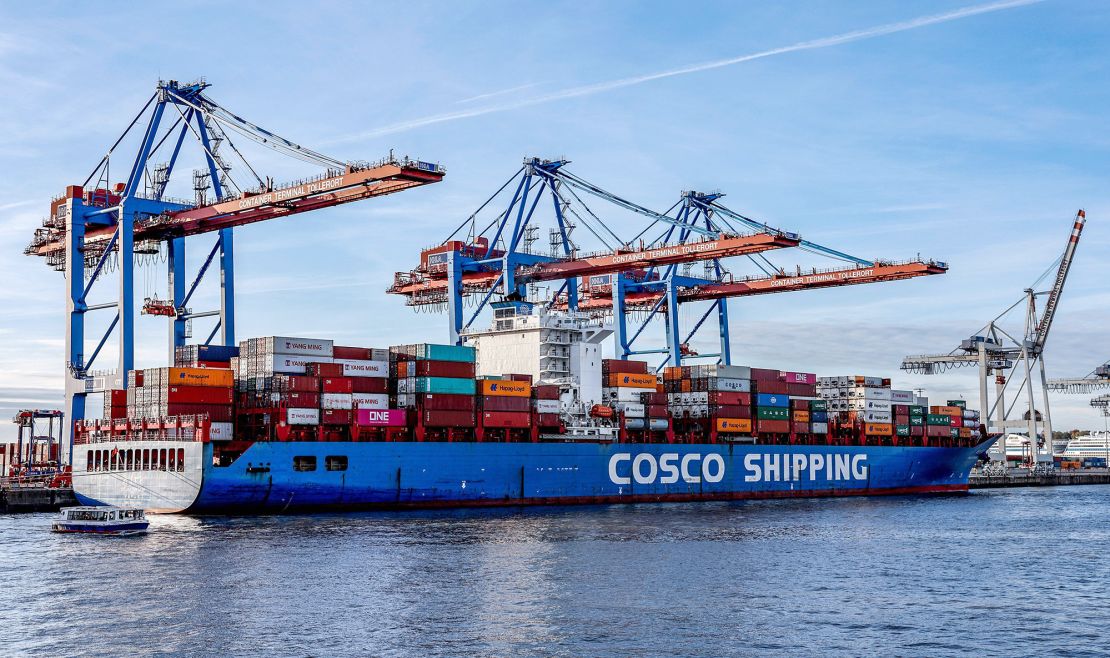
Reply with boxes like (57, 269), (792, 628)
(454, 82), (544, 105)
(327, 0), (1043, 144)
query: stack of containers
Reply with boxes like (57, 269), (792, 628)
(102, 389), (127, 420)
(664, 365), (752, 432)
(174, 344), (240, 368)
(123, 366), (235, 439)
(891, 389), (922, 440)
(391, 343), (477, 428)
(478, 375), (532, 429)
(601, 360), (658, 428)
(952, 400), (983, 440)
(751, 368), (790, 434)
(816, 376), (916, 439)
(533, 384), (562, 428)
(333, 346), (402, 430)
(237, 336), (335, 429)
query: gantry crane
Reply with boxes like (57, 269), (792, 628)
(388, 157), (947, 367)
(27, 79), (445, 438)
(1091, 394), (1110, 417)
(1048, 360), (1110, 420)
(902, 210), (1086, 468)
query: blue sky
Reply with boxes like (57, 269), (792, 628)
(1, 0), (1108, 439)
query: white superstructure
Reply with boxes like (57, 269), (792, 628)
(1060, 432), (1110, 460)
(463, 303), (612, 409)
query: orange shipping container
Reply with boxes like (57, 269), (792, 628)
(478, 379), (531, 397)
(607, 373), (658, 388)
(396, 361), (410, 378)
(931, 405), (963, 416)
(716, 418), (753, 433)
(958, 427), (972, 438)
(680, 379), (692, 392)
(167, 367), (233, 388)
(865, 422), (893, 435)
(792, 410), (810, 422)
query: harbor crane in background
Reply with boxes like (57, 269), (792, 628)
(25, 79), (445, 440)
(901, 210), (1087, 470)
(1048, 360), (1110, 419)
(389, 157), (947, 368)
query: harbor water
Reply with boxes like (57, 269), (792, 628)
(2, 486), (1108, 657)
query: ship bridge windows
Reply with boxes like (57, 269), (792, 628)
(293, 455), (317, 472)
(325, 455), (348, 472)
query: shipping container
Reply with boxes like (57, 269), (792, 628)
(334, 359), (389, 378)
(536, 413), (561, 427)
(417, 393), (477, 411)
(602, 359), (649, 375)
(866, 423), (893, 436)
(624, 418), (669, 431)
(753, 380), (789, 395)
(356, 408), (406, 427)
(481, 411), (531, 428)
(716, 418), (752, 433)
(756, 407), (790, 420)
(350, 377), (389, 394)
(756, 419), (791, 433)
(533, 385), (560, 400)
(811, 422), (829, 434)
(755, 393), (789, 408)
(321, 378), (354, 394)
(926, 414), (952, 426)
(209, 422), (234, 441)
(422, 410), (476, 427)
(352, 393), (389, 410)
(165, 367), (234, 388)
(779, 371), (817, 385)
(285, 408), (321, 425)
(479, 379), (531, 397)
(166, 386), (234, 405)
(260, 336), (334, 357)
(322, 409), (352, 425)
(607, 372), (658, 388)
(332, 346), (389, 361)
(321, 393), (353, 410)
(792, 410), (810, 422)
(533, 399), (560, 414)
(406, 360), (476, 379)
(480, 396), (530, 412)
(393, 343), (476, 363)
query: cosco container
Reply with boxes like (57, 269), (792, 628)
(755, 393), (789, 408)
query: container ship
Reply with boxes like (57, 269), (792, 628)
(72, 306), (994, 513)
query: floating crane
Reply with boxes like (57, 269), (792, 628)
(27, 79), (445, 437)
(389, 157), (947, 367)
(902, 210), (1086, 469)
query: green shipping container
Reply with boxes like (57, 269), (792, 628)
(756, 407), (790, 420)
(415, 377), (476, 395)
(909, 416), (925, 426)
(947, 399), (967, 409)
(810, 400), (828, 412)
(949, 427), (960, 438)
(908, 405), (926, 416)
(895, 424), (911, 437)
(926, 414), (952, 426)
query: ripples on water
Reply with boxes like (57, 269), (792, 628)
(2, 487), (1109, 657)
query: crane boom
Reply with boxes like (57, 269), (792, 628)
(1033, 209), (1086, 353)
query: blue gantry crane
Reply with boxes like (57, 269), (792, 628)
(389, 157), (946, 369)
(27, 79), (445, 438)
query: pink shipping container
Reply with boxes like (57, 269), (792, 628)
(356, 408), (407, 427)
(779, 371), (817, 385)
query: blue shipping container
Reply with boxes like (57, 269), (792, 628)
(197, 344), (240, 361)
(811, 411), (828, 423)
(756, 393), (790, 408)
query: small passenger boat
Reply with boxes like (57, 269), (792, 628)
(51, 506), (149, 535)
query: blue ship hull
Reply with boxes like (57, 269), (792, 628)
(77, 438), (992, 513)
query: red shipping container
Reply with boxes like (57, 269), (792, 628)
(413, 360), (476, 378)
(755, 380), (790, 395)
(950, 416), (963, 428)
(709, 391), (750, 406)
(321, 377), (353, 394)
(333, 346), (373, 360)
(786, 383), (817, 397)
(417, 393), (476, 411)
(481, 411), (531, 428)
(307, 362), (344, 378)
(280, 391), (320, 407)
(641, 392), (668, 405)
(273, 375), (319, 392)
(790, 399), (811, 410)
(166, 385), (234, 405)
(134, 370), (145, 387)
(165, 404), (233, 422)
(480, 396), (530, 412)
(422, 410), (476, 427)
(536, 413), (561, 427)
(508, 373), (533, 384)
(792, 421), (809, 434)
(750, 368), (779, 382)
(911, 425), (925, 436)
(602, 359), (649, 375)
(895, 414), (910, 426)
(926, 425), (950, 437)
(108, 389), (127, 406)
(756, 419), (791, 433)
(322, 409), (352, 425)
(710, 404), (745, 418)
(533, 385), (560, 400)
(351, 377), (388, 394)
(893, 404), (910, 415)
(195, 360), (229, 368)
(646, 404), (668, 417)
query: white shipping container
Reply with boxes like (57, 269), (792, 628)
(352, 393), (389, 409)
(618, 402), (646, 418)
(607, 387), (653, 402)
(711, 378), (751, 393)
(534, 399), (560, 414)
(849, 386), (892, 401)
(286, 408), (320, 425)
(263, 336), (334, 357)
(890, 389), (914, 403)
(266, 354), (334, 374)
(209, 422), (234, 441)
(321, 393), (353, 410)
(862, 410), (892, 423)
(396, 393), (415, 408)
(396, 377), (415, 394)
(811, 422), (829, 434)
(335, 359), (389, 378)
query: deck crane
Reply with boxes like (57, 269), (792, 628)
(26, 79), (445, 439)
(388, 157), (947, 367)
(901, 210), (1087, 470)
